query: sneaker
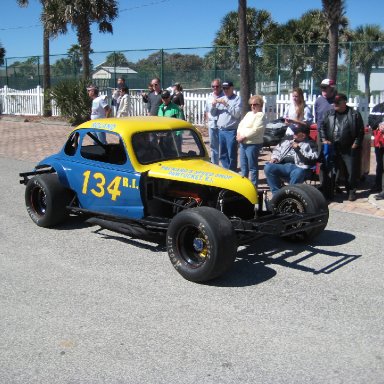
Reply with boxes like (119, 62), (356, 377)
(369, 185), (382, 194)
(348, 190), (357, 201)
(335, 186), (343, 194)
(374, 192), (384, 201)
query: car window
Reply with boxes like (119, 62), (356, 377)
(132, 129), (205, 164)
(64, 132), (80, 156)
(80, 131), (127, 165)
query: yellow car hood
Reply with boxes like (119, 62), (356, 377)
(147, 159), (257, 204)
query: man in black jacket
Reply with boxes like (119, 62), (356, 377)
(319, 93), (364, 201)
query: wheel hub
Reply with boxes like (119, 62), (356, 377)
(193, 237), (205, 253)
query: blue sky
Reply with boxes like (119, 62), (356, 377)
(0, 0), (383, 59)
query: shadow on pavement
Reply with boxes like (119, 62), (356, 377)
(211, 229), (360, 287)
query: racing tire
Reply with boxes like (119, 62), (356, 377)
(166, 207), (237, 283)
(25, 174), (71, 228)
(270, 184), (328, 242)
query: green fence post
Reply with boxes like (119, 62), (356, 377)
(160, 49), (164, 86)
(347, 42), (352, 98)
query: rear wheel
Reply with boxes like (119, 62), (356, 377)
(270, 184), (328, 241)
(25, 174), (71, 227)
(166, 207), (237, 282)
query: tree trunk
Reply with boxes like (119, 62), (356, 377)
(77, 20), (92, 81)
(327, 23), (339, 81)
(364, 71), (371, 100)
(43, 26), (52, 117)
(238, 0), (250, 118)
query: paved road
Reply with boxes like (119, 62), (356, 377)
(1, 116), (384, 383)
(1, 155), (384, 383)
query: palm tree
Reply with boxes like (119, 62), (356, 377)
(346, 25), (384, 99)
(44, 0), (118, 80)
(238, 0), (250, 117)
(206, 7), (274, 91)
(322, 0), (345, 81)
(0, 42), (5, 66)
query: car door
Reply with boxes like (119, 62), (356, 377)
(63, 129), (144, 219)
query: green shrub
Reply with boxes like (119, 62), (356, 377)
(51, 79), (91, 125)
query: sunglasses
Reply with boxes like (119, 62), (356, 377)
(222, 87), (230, 90)
(250, 103), (261, 106)
(211, 85), (220, 88)
(162, 96), (170, 99)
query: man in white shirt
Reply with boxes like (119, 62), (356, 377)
(87, 84), (111, 144)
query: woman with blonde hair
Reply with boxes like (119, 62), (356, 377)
(236, 95), (266, 187)
(284, 87), (313, 136)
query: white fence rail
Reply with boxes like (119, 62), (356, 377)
(1, 85), (383, 125)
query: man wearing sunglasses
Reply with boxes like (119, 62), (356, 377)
(209, 80), (242, 171)
(204, 79), (224, 165)
(146, 77), (163, 116)
(315, 78), (336, 133)
(319, 93), (364, 201)
(157, 90), (183, 119)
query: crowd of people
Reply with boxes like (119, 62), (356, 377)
(86, 76), (384, 203)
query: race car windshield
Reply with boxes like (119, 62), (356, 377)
(132, 129), (206, 164)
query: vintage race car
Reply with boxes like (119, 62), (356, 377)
(20, 117), (328, 283)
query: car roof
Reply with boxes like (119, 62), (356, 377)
(75, 116), (194, 139)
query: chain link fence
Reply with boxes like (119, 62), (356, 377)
(1, 42), (383, 97)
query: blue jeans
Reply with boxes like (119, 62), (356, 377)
(219, 129), (238, 171)
(240, 143), (262, 187)
(209, 127), (219, 165)
(264, 162), (312, 194)
(95, 131), (106, 144)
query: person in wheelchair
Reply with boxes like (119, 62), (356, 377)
(264, 125), (318, 195)
(132, 133), (163, 163)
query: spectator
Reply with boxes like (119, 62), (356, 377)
(284, 87), (313, 136)
(204, 78), (224, 165)
(315, 78), (336, 133)
(116, 86), (130, 117)
(319, 93), (364, 201)
(111, 77), (127, 112)
(171, 82), (184, 108)
(142, 82), (153, 104)
(236, 95), (266, 188)
(172, 82), (185, 119)
(372, 122), (384, 200)
(87, 84), (111, 144)
(314, 79), (336, 194)
(210, 80), (241, 171)
(368, 100), (384, 194)
(264, 125), (318, 195)
(157, 90), (183, 119)
(146, 77), (163, 116)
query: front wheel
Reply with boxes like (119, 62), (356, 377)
(25, 174), (71, 228)
(166, 207), (237, 283)
(270, 184), (328, 242)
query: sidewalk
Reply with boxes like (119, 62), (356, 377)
(1, 115), (384, 218)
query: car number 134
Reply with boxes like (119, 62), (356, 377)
(82, 170), (139, 201)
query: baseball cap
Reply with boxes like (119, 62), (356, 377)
(86, 84), (98, 91)
(320, 79), (335, 87)
(293, 125), (310, 135)
(161, 90), (171, 98)
(334, 93), (347, 103)
(222, 81), (234, 87)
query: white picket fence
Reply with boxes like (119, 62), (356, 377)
(1, 85), (383, 125)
